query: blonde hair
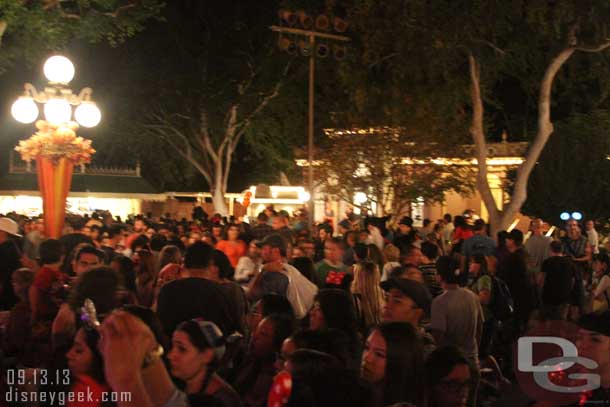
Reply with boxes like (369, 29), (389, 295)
(383, 244), (400, 263)
(351, 261), (384, 329)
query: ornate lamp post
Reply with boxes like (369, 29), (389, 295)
(11, 55), (100, 237)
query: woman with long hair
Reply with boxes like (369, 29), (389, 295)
(216, 224), (247, 269)
(65, 325), (112, 407)
(360, 322), (425, 407)
(309, 289), (361, 369)
(168, 319), (242, 407)
(159, 245), (182, 271)
(135, 250), (157, 308)
(351, 261), (384, 335)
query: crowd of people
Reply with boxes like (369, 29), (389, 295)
(0, 207), (609, 406)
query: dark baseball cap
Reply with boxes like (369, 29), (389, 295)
(380, 278), (432, 316)
(255, 234), (287, 252)
(578, 311), (610, 337)
(399, 216), (413, 227)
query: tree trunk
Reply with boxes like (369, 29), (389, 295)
(211, 169), (229, 215)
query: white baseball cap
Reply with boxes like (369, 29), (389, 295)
(0, 217), (22, 237)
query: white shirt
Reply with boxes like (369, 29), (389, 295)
(587, 229), (599, 254)
(235, 256), (261, 282)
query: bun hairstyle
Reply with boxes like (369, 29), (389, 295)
(176, 319), (226, 361)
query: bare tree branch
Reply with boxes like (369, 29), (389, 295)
(468, 53), (500, 222)
(575, 40), (610, 53)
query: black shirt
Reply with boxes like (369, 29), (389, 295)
(541, 256), (575, 306)
(0, 239), (21, 309)
(157, 278), (239, 337)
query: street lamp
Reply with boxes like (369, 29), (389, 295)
(11, 55), (99, 239)
(271, 10), (349, 231)
(11, 55), (101, 127)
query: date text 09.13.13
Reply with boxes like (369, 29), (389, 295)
(6, 369), (70, 386)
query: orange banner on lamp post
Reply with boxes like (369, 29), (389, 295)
(15, 120), (95, 239)
(36, 156), (74, 238)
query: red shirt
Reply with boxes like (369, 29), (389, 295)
(32, 266), (66, 320)
(216, 240), (247, 268)
(69, 374), (110, 407)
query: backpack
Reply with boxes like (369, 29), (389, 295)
(489, 276), (514, 321)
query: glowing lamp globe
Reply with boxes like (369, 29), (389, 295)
(44, 98), (72, 124)
(11, 97), (39, 123)
(298, 190), (311, 202)
(354, 192), (367, 205)
(571, 212), (583, 221)
(560, 212), (570, 221)
(43, 56), (75, 84)
(74, 102), (101, 128)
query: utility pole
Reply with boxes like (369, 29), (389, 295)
(270, 23), (349, 231)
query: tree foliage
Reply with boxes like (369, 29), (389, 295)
(343, 0), (610, 231)
(522, 110), (610, 223)
(315, 129), (474, 218)
(0, 0), (164, 72)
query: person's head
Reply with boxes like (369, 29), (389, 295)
(299, 239), (316, 259)
(272, 215), (288, 231)
(279, 329), (352, 370)
(549, 240), (563, 256)
(247, 294), (295, 336)
(472, 219), (486, 235)
(11, 268), (35, 301)
(567, 220), (582, 237)
(505, 229), (524, 251)
(66, 327), (105, 384)
(593, 253), (610, 277)
(168, 319), (225, 384)
(131, 234), (150, 253)
(383, 244), (400, 263)
(224, 223), (241, 241)
(380, 278), (431, 326)
(361, 322), (424, 406)
(211, 249), (233, 280)
(247, 240), (261, 259)
(421, 241), (439, 262)
(72, 245), (104, 276)
(468, 254), (488, 277)
(134, 218), (146, 233)
(150, 234), (168, 252)
(258, 234), (287, 262)
(89, 225), (101, 242)
(110, 254), (137, 294)
(39, 238), (63, 266)
(159, 245), (181, 269)
(251, 313), (295, 359)
(257, 212), (269, 225)
(68, 266), (120, 315)
(586, 220), (595, 231)
(390, 263), (424, 284)
(344, 230), (358, 247)
(531, 218), (544, 235)
(577, 312), (610, 384)
(425, 346), (473, 407)
(184, 241), (214, 271)
(398, 216), (413, 234)
(443, 214), (452, 224)
(338, 219), (351, 235)
(324, 237), (344, 264)
(309, 289), (357, 338)
(318, 223), (332, 241)
(436, 256), (461, 286)
(402, 245), (423, 267)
